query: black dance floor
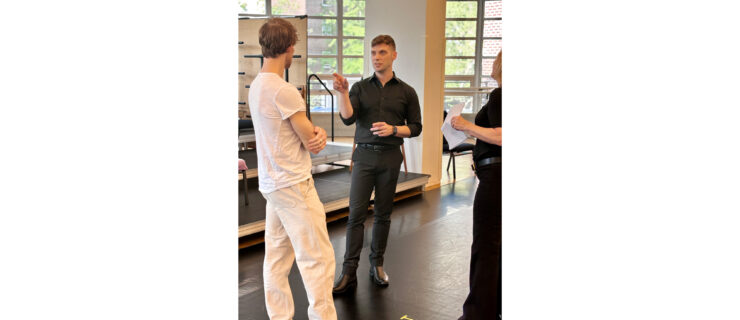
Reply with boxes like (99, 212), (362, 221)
(238, 177), (479, 320)
(238, 167), (430, 227)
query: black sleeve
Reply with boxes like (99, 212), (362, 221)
(488, 88), (502, 128)
(340, 82), (361, 125)
(405, 87), (423, 137)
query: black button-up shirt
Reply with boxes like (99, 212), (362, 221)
(340, 72), (423, 146)
(473, 87), (502, 161)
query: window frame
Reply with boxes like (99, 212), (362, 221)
(307, 0), (366, 113)
(444, 0), (502, 114)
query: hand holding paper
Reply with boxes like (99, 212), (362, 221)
(441, 103), (468, 150)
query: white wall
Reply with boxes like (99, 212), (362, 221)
(365, 0), (428, 173)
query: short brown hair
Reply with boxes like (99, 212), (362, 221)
(258, 18), (298, 58)
(371, 35), (396, 51)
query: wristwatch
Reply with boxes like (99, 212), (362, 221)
(392, 125), (397, 136)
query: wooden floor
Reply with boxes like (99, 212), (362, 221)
(238, 176), (480, 320)
(441, 152), (474, 185)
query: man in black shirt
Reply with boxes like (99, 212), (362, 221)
(331, 35), (422, 294)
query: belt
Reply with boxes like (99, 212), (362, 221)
(473, 157), (501, 171)
(357, 143), (398, 151)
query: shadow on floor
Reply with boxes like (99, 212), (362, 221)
(239, 177), (479, 320)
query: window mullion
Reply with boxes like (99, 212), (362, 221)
(309, 35), (341, 40)
(310, 55), (339, 59)
(446, 18), (478, 22)
(337, 0), (343, 75)
(473, 0), (485, 112)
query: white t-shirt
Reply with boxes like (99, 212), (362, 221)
(248, 73), (311, 194)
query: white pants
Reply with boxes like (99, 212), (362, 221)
(262, 178), (337, 320)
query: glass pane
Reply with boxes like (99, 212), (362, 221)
(342, 39), (364, 56)
(309, 79), (333, 91)
(343, 19), (365, 37)
(445, 20), (476, 37)
(484, 20), (503, 37)
(480, 76), (498, 88)
(444, 95), (474, 113)
(308, 38), (338, 55)
(310, 94), (336, 113)
(308, 19), (337, 36)
(238, 0), (265, 15)
(485, 1), (503, 18)
(306, 0), (337, 16)
(446, 40), (476, 57)
(271, 0), (305, 15)
(446, 1), (478, 18)
(480, 92), (490, 108)
(343, 58), (364, 74)
(308, 57), (338, 74)
(482, 58), (502, 78)
(482, 39), (502, 57)
(445, 59), (475, 75)
(309, 76), (361, 112)
(444, 80), (471, 88)
(343, 0), (366, 17)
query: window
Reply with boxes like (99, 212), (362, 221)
(306, 0), (366, 113)
(444, 0), (502, 114)
(238, 0), (306, 16)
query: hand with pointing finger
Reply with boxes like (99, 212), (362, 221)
(332, 73), (349, 94)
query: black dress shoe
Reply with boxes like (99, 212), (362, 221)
(332, 273), (357, 295)
(369, 266), (389, 287)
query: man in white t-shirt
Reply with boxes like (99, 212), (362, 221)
(248, 18), (337, 320)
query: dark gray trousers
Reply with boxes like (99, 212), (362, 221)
(341, 146), (404, 274)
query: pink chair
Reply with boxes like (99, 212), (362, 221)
(239, 159), (249, 205)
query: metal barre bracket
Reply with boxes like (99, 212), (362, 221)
(306, 74), (335, 141)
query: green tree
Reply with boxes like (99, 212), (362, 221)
(307, 0), (337, 16)
(446, 1), (477, 18)
(343, 20), (364, 37)
(272, 0), (301, 15)
(238, 0), (266, 14)
(343, 0), (365, 17)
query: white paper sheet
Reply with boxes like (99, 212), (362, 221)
(441, 103), (468, 150)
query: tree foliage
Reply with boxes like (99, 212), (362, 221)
(271, 0), (301, 15)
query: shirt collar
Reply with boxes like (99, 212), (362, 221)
(369, 71), (399, 85)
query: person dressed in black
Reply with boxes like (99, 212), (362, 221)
(330, 34), (422, 294)
(451, 50), (503, 319)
